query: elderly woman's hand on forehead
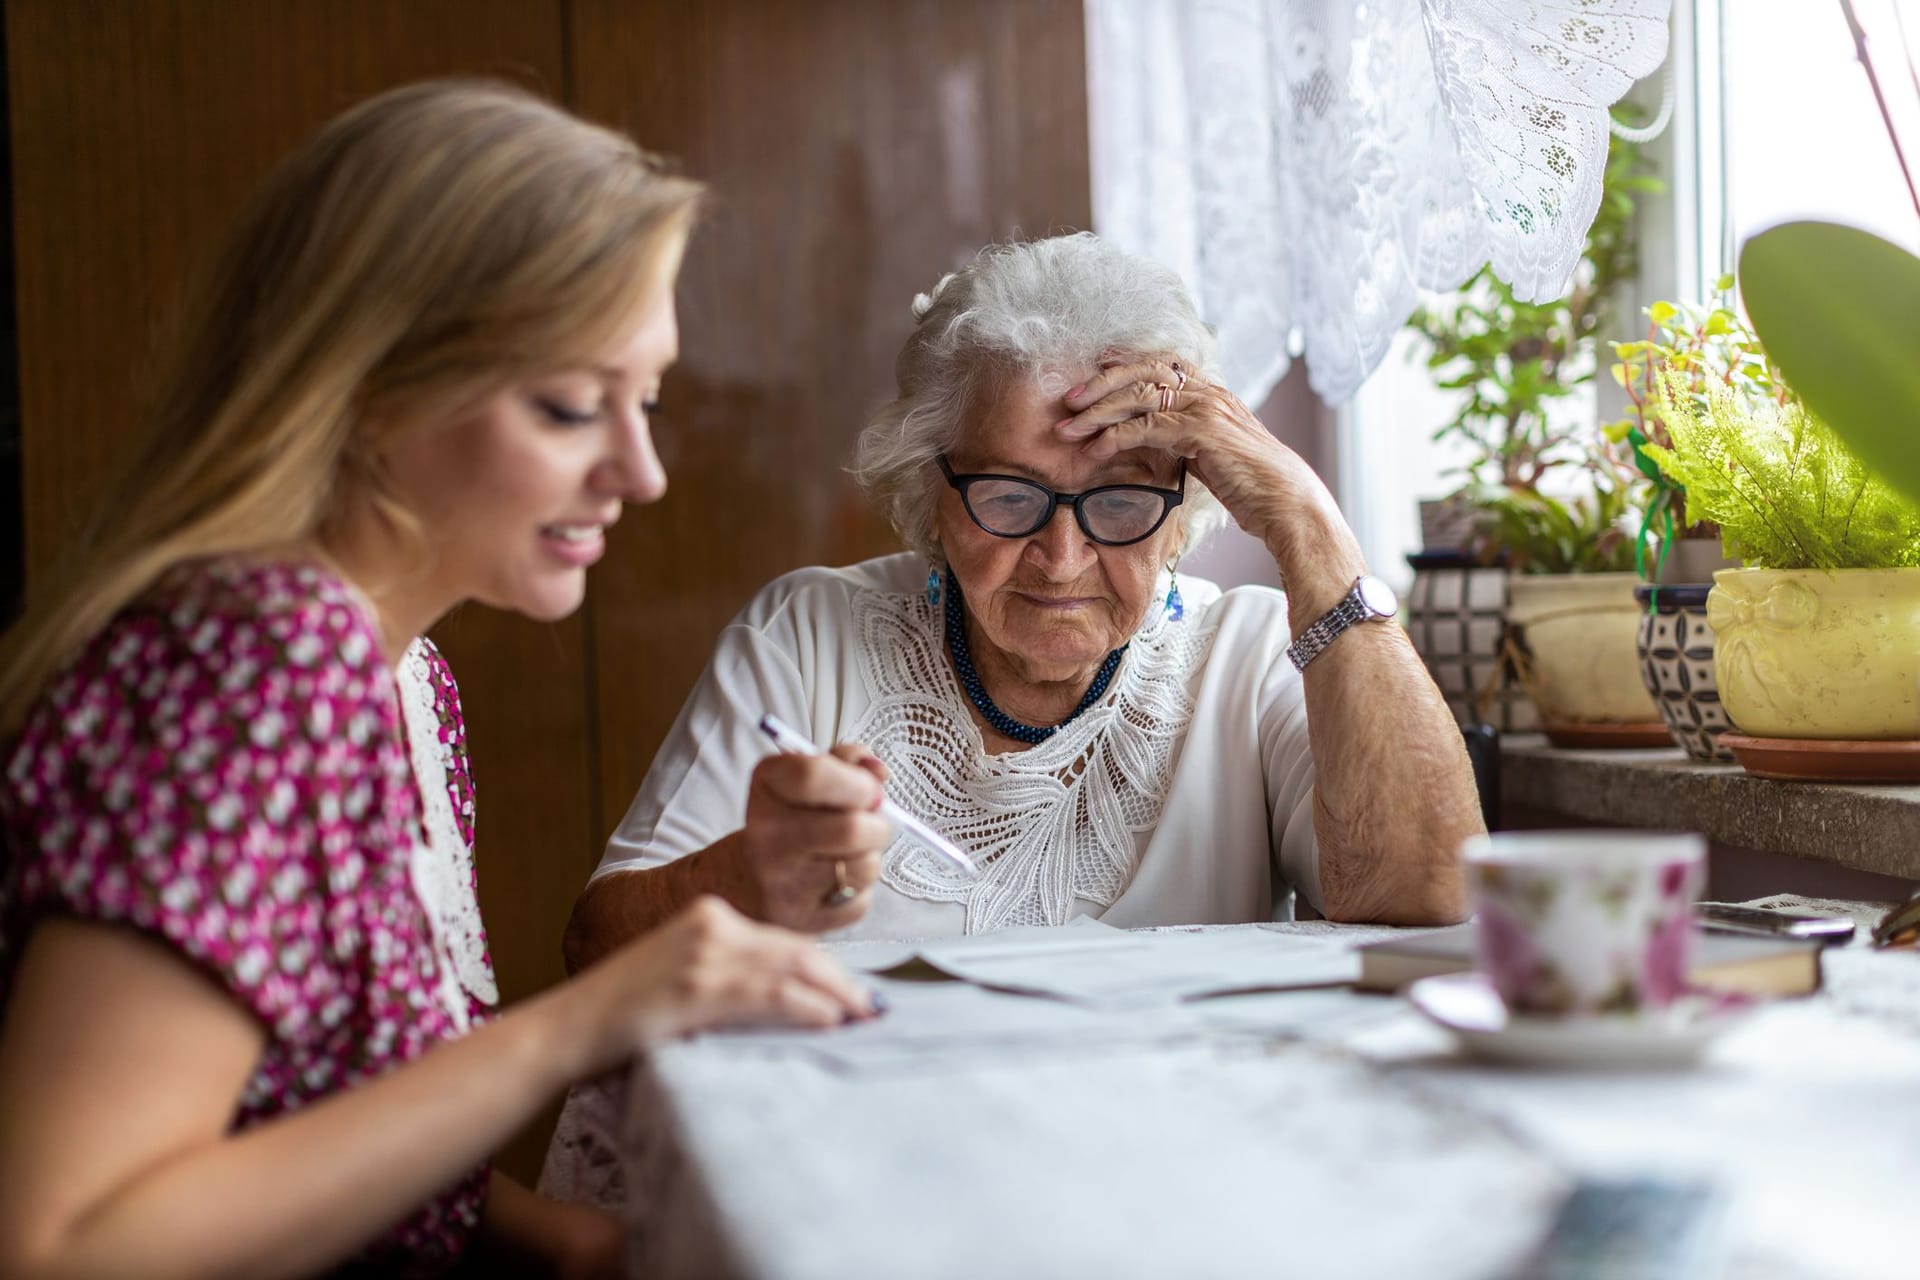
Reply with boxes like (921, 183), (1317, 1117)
(1055, 354), (1329, 548)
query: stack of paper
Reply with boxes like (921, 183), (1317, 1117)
(699, 923), (1364, 1073)
(890, 923), (1358, 1006)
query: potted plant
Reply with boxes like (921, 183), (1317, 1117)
(1407, 127), (1663, 744)
(1637, 346), (1920, 777)
(1602, 284), (1772, 762)
(1483, 469), (1667, 745)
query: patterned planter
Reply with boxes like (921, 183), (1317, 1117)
(1634, 584), (1736, 762)
(1404, 554), (1537, 732)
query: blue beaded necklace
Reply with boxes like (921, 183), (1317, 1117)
(942, 571), (1127, 745)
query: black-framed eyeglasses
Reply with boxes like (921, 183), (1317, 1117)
(938, 455), (1186, 547)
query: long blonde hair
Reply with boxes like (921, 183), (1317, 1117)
(0, 80), (701, 735)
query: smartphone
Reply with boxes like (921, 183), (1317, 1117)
(1695, 901), (1856, 944)
(1516, 1177), (1730, 1279)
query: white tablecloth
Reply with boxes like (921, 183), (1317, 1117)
(561, 907), (1920, 1278)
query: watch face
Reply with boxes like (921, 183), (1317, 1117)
(1357, 575), (1398, 618)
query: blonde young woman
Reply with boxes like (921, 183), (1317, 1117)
(0, 83), (891, 1278)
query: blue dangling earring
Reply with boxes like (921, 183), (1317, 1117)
(1163, 565), (1184, 622)
(926, 565), (943, 607)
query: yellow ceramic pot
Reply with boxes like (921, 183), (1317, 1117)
(1505, 573), (1659, 723)
(1707, 567), (1920, 739)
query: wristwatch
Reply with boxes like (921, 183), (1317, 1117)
(1285, 575), (1398, 672)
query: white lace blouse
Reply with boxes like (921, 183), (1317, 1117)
(594, 553), (1321, 935)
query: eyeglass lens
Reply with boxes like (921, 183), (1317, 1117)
(961, 477), (1168, 544)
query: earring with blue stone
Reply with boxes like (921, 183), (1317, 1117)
(1163, 565), (1184, 622)
(926, 565), (943, 607)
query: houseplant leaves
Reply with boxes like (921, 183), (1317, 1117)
(1739, 221), (1920, 504)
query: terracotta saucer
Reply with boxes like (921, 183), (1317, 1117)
(1541, 721), (1677, 750)
(1718, 733), (1920, 784)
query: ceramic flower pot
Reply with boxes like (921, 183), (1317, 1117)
(1404, 553), (1537, 732)
(1708, 567), (1920, 739)
(1634, 584), (1737, 762)
(1656, 535), (1738, 585)
(1505, 572), (1662, 730)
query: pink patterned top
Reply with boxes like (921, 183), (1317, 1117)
(0, 559), (494, 1277)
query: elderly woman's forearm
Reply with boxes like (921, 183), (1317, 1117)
(1254, 508), (1475, 923)
(561, 839), (758, 974)
(1297, 628), (1478, 925)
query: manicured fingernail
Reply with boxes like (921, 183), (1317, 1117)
(1053, 416), (1078, 430)
(1065, 384), (1085, 400)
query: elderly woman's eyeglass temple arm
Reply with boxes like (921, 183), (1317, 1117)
(936, 455), (1186, 546)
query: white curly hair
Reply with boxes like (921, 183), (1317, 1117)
(850, 232), (1229, 565)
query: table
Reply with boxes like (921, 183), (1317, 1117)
(606, 910), (1920, 1279)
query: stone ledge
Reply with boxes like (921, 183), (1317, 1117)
(1499, 735), (1920, 881)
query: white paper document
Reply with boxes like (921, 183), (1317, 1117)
(840, 921), (1359, 1007)
(700, 977), (1211, 1073)
(697, 924), (1366, 1073)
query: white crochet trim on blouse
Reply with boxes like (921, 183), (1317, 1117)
(397, 641), (499, 1028)
(853, 581), (1215, 933)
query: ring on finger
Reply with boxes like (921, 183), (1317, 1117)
(822, 858), (858, 908)
(1170, 362), (1188, 391)
(1154, 382), (1176, 413)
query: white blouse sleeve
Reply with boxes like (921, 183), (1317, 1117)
(594, 619), (815, 879)
(1256, 646), (1322, 914)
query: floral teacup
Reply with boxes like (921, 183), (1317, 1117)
(1462, 831), (1706, 1018)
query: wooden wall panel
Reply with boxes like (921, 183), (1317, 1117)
(569, 0), (1094, 835)
(9, 1), (565, 577)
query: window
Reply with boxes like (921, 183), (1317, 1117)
(1339, 0), (1920, 590)
(1719, 0), (1919, 263)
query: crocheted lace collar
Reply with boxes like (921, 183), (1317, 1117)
(852, 577), (1212, 933)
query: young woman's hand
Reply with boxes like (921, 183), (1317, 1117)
(567, 896), (879, 1077)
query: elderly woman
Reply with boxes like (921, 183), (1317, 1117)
(560, 232), (1477, 968)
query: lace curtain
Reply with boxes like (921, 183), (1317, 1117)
(1085, 0), (1671, 407)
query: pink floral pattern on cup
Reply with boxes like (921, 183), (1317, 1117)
(1464, 831), (1706, 1018)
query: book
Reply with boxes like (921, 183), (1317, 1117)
(1355, 924), (1822, 998)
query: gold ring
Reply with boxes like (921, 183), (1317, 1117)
(1171, 363), (1188, 390)
(1155, 382), (1176, 413)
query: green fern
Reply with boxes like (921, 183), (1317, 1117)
(1640, 373), (1920, 570)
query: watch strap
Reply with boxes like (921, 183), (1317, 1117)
(1286, 580), (1373, 672)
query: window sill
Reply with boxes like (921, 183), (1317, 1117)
(1498, 734), (1920, 897)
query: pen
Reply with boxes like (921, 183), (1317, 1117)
(756, 713), (982, 880)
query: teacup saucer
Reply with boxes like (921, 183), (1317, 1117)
(1406, 972), (1749, 1069)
